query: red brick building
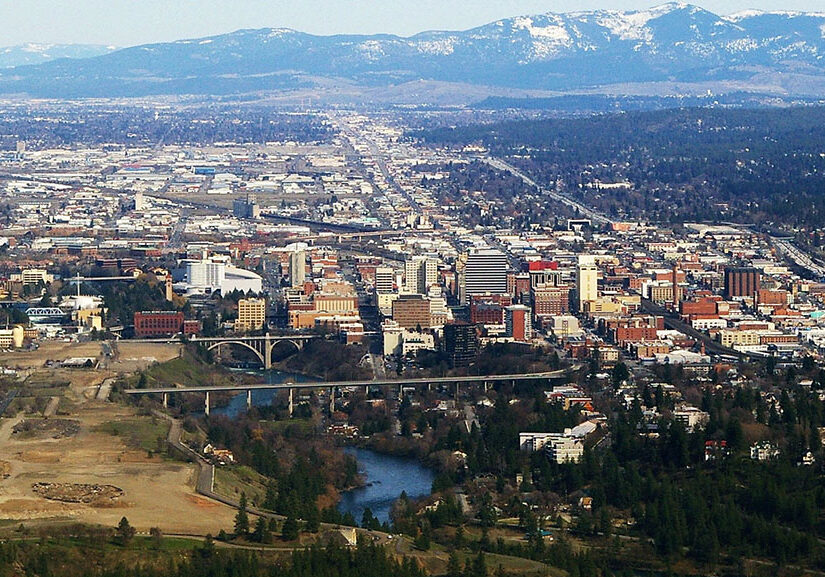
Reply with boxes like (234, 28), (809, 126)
(134, 311), (189, 337)
(532, 286), (571, 316)
(469, 294), (512, 325)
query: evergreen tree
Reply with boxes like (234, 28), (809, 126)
(282, 515), (300, 541)
(234, 492), (250, 536)
(115, 517), (135, 546)
(305, 504), (321, 533)
(253, 516), (271, 544)
(447, 551), (462, 577)
(471, 552), (488, 577)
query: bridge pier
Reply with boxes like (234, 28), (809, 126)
(204, 391), (210, 416)
(398, 384), (403, 400)
(329, 387), (335, 415)
(263, 334), (272, 370)
(246, 390), (252, 410)
(455, 382), (460, 399)
(162, 393), (168, 409)
(483, 381), (488, 393)
(288, 388), (293, 418)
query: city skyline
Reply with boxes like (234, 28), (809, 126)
(1, 0), (823, 47)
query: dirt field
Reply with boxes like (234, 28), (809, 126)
(0, 340), (236, 534)
(0, 402), (236, 535)
(1, 341), (181, 373)
(111, 342), (183, 373)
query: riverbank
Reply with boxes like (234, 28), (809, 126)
(337, 447), (435, 525)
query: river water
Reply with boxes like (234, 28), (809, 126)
(211, 371), (434, 526)
(337, 446), (434, 526)
(210, 369), (312, 418)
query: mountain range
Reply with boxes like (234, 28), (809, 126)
(0, 44), (117, 69)
(2, 3), (825, 100)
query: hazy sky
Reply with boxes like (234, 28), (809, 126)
(1, 0), (823, 46)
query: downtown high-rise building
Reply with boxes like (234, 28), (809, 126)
(724, 266), (760, 299)
(289, 249), (306, 288)
(505, 304), (533, 342)
(460, 248), (508, 304)
(576, 255), (598, 312)
(374, 266), (395, 294)
(403, 256), (439, 294)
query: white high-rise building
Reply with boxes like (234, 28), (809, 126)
(403, 256), (439, 294)
(186, 257), (226, 289)
(375, 266), (395, 294)
(289, 250), (306, 288)
(134, 190), (148, 212)
(461, 249), (508, 304)
(422, 257), (438, 292)
(576, 255), (598, 312)
(182, 254), (262, 294)
(404, 259), (420, 294)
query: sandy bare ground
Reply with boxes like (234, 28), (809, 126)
(1, 341), (182, 400)
(110, 342), (183, 373)
(1, 341), (181, 373)
(0, 403), (236, 535)
(2, 341), (104, 370)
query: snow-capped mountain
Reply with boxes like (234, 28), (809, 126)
(2, 3), (825, 98)
(0, 43), (117, 68)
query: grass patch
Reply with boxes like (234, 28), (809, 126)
(213, 465), (269, 506)
(136, 349), (237, 389)
(132, 535), (202, 552)
(25, 375), (70, 388)
(264, 418), (314, 436)
(19, 387), (67, 398)
(95, 417), (170, 453)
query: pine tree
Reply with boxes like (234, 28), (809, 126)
(115, 516), (135, 546)
(234, 492), (250, 536)
(253, 516), (271, 544)
(263, 481), (277, 511)
(282, 515), (299, 541)
(472, 551), (488, 577)
(447, 552), (462, 577)
(305, 504), (321, 533)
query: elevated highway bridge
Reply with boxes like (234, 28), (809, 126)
(124, 368), (577, 416)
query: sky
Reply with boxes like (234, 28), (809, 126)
(0, 0), (823, 47)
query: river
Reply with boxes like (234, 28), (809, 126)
(337, 447), (434, 526)
(210, 369), (313, 418)
(211, 371), (434, 526)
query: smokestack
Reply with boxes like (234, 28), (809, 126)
(672, 263), (680, 310)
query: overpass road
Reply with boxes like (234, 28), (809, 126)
(124, 368), (576, 397)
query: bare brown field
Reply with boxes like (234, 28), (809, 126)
(0, 403), (236, 534)
(2, 341), (104, 370)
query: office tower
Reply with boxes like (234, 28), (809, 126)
(392, 294), (432, 329)
(374, 266), (395, 294)
(404, 259), (421, 294)
(236, 298), (267, 332)
(532, 285), (571, 317)
(505, 304), (532, 342)
(422, 257), (438, 292)
(461, 248), (508, 303)
(576, 255), (598, 312)
(443, 322), (479, 367)
(404, 256), (439, 294)
(724, 266), (760, 299)
(289, 250), (306, 288)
